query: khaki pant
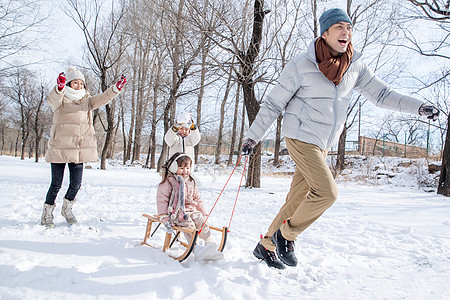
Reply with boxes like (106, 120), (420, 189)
(260, 138), (338, 251)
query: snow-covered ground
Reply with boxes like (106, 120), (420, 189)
(0, 155), (449, 299)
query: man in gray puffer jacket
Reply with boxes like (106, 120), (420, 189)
(243, 8), (440, 270)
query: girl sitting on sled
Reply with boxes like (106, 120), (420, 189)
(156, 152), (223, 261)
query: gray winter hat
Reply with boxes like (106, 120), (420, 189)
(66, 66), (85, 83)
(319, 8), (352, 36)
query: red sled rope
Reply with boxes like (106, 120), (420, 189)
(199, 154), (249, 234)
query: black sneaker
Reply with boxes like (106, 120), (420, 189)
(271, 229), (298, 267)
(253, 242), (285, 269)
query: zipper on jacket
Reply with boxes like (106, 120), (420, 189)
(326, 87), (339, 150)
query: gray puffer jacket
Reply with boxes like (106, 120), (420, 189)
(246, 39), (424, 151)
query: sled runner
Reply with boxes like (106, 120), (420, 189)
(141, 214), (228, 262)
(141, 155), (249, 262)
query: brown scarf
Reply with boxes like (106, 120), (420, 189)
(315, 37), (353, 85)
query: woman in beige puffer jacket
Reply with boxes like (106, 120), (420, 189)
(41, 66), (127, 228)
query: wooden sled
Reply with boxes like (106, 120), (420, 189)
(141, 214), (228, 262)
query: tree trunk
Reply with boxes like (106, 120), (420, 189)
(34, 86), (45, 162)
(132, 53), (144, 163)
(120, 104), (127, 165)
(20, 118), (29, 160)
(132, 46), (152, 163)
(157, 0), (201, 171)
(336, 123), (347, 172)
(438, 115), (450, 196)
(196, 33), (209, 164)
(237, 100), (246, 166)
(215, 69), (232, 164)
(157, 0), (185, 172)
(28, 140), (33, 159)
(132, 122), (142, 163)
(110, 114), (120, 159)
(228, 82), (240, 166)
(17, 91), (29, 161)
(238, 0), (267, 188)
(14, 132), (19, 157)
(246, 143), (261, 188)
(34, 122), (42, 162)
(65, 1), (127, 170)
(1, 124), (5, 155)
(312, 0), (319, 38)
(149, 53), (163, 169)
(126, 44), (138, 163)
(145, 135), (151, 168)
(149, 112), (157, 169)
(101, 101), (115, 169)
(100, 72), (115, 170)
(273, 114), (282, 166)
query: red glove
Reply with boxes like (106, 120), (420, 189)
(116, 75), (127, 91)
(57, 72), (66, 91)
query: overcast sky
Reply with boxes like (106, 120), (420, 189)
(25, 1), (91, 83)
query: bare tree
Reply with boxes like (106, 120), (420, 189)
(0, 96), (8, 155)
(227, 82), (241, 166)
(403, 0), (450, 195)
(122, 0), (165, 164)
(3, 69), (34, 160)
(64, 0), (128, 169)
(130, 42), (153, 163)
(240, 0), (269, 188)
(31, 84), (51, 162)
(147, 49), (167, 169)
(155, 0), (202, 171)
(335, 0), (405, 171)
(270, 0), (305, 166)
(186, 1), (215, 165)
(215, 68), (234, 164)
(205, 0), (269, 187)
(124, 43), (138, 163)
(0, 0), (49, 74)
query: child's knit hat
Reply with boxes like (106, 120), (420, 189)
(66, 66), (85, 83)
(176, 111), (192, 128)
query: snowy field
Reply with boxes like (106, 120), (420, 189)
(0, 155), (449, 299)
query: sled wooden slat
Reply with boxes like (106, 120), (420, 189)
(209, 225), (228, 252)
(141, 214), (227, 261)
(141, 214), (198, 262)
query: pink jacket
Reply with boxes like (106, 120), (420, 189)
(156, 175), (207, 217)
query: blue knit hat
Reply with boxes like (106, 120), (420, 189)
(319, 8), (352, 36)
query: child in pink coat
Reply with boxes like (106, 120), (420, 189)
(156, 152), (223, 261)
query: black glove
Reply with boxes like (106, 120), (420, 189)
(419, 104), (439, 121)
(242, 138), (257, 155)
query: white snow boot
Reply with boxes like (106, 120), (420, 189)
(61, 198), (77, 224)
(194, 243), (224, 262)
(41, 203), (56, 228)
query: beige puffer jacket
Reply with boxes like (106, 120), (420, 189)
(45, 85), (120, 163)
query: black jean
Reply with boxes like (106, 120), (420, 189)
(45, 163), (83, 205)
